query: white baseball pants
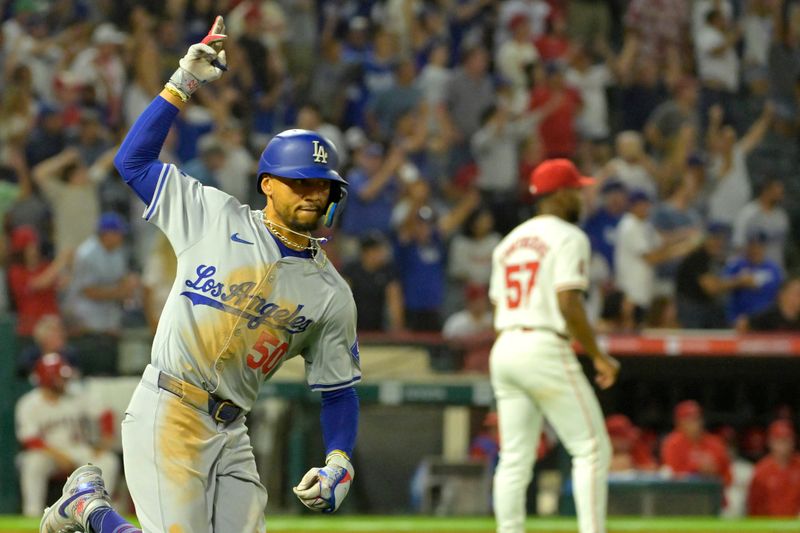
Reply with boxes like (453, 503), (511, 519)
(490, 330), (611, 533)
(121, 365), (267, 533)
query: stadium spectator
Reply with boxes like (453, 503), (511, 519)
(566, 41), (618, 144)
(732, 178), (790, 271)
(62, 212), (138, 374)
(651, 172), (704, 295)
(448, 207), (501, 289)
(602, 131), (658, 197)
(25, 105), (66, 167)
(197, 119), (255, 204)
(470, 105), (537, 234)
(606, 414), (658, 473)
(533, 12), (571, 63)
(7, 226), (70, 340)
(741, 278), (800, 332)
(706, 103), (774, 226)
(624, 0), (688, 73)
(416, 40), (451, 107)
(695, 9), (741, 125)
(365, 58), (422, 143)
(308, 39), (351, 128)
(69, 22), (128, 128)
(70, 109), (113, 166)
(182, 136), (225, 188)
(530, 61), (581, 159)
(496, 13), (539, 114)
(498, 0), (552, 43)
(17, 315), (78, 378)
(445, 46), (495, 161)
(442, 284), (493, 340)
(616, 59), (668, 133)
(660, 400), (732, 486)
(747, 420), (800, 516)
(394, 186), (480, 331)
(342, 232), (404, 333)
(340, 143), (405, 246)
(15, 353), (119, 517)
(723, 229), (783, 325)
(0, 65), (37, 150)
(583, 179), (627, 278)
(675, 222), (747, 329)
(741, 0), (776, 92)
(644, 77), (700, 158)
(31, 146), (117, 255)
(614, 190), (700, 328)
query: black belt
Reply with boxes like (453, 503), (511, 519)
(157, 371), (243, 425)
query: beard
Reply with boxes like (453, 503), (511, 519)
(283, 206), (323, 232)
(288, 217), (321, 232)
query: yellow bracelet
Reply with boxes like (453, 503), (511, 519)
(163, 83), (189, 102)
(326, 450), (351, 463)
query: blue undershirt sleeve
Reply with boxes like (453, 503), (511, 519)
(320, 386), (359, 458)
(113, 96), (180, 204)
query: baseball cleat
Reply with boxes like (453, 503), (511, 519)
(40, 464), (111, 533)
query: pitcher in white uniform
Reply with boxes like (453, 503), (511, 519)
(41, 16), (360, 533)
(489, 159), (620, 533)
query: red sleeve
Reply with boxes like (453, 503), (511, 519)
(99, 410), (115, 439)
(21, 437), (46, 450)
(8, 267), (29, 302)
(530, 88), (547, 110)
(747, 464), (768, 516)
(660, 433), (688, 475)
(632, 441), (658, 471)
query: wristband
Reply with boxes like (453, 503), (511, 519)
(163, 83), (189, 103)
(166, 67), (201, 101)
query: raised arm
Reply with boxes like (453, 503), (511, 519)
(113, 17), (227, 204)
(739, 102), (774, 155)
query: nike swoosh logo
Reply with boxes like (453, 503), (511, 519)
(58, 489), (94, 517)
(231, 233), (254, 245)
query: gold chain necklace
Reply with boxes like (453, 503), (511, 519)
(263, 217), (318, 253)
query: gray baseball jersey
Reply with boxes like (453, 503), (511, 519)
(145, 163), (361, 410)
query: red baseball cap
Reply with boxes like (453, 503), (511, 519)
(768, 420), (795, 440)
(606, 414), (636, 440)
(674, 400), (702, 422)
(529, 159), (595, 196)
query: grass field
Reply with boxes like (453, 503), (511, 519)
(2, 515), (799, 533)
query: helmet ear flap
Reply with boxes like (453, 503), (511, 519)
(323, 185), (348, 227)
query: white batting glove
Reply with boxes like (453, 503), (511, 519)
(293, 452), (354, 513)
(166, 15), (227, 101)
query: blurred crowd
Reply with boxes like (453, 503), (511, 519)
(469, 401), (800, 517)
(2, 0), (800, 376)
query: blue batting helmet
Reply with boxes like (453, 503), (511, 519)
(257, 129), (348, 227)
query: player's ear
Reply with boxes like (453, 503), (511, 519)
(260, 174), (271, 197)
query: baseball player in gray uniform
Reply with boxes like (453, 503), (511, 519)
(41, 16), (360, 533)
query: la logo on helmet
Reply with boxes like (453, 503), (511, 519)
(312, 140), (328, 164)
